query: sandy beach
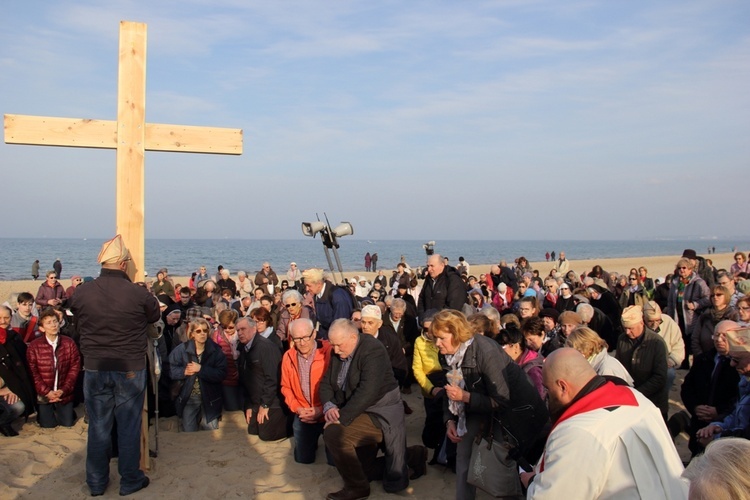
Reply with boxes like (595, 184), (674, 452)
(0, 252), (717, 499)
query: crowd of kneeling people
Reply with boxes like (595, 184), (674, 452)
(2, 249), (750, 499)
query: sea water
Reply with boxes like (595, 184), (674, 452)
(1, 238), (746, 281)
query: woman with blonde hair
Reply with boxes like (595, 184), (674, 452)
(565, 326), (633, 385)
(169, 319), (227, 431)
(431, 310), (547, 499)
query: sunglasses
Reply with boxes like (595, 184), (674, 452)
(284, 302), (298, 308)
(192, 328), (208, 333)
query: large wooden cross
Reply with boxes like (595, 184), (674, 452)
(4, 21), (243, 281)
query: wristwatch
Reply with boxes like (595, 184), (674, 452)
(261, 404), (269, 409)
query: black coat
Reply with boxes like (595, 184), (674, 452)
(169, 338), (227, 424)
(0, 331), (35, 416)
(69, 268), (161, 371)
(615, 330), (668, 416)
(319, 332), (398, 426)
(681, 349), (740, 454)
(238, 334), (283, 410)
(440, 334), (549, 460)
(374, 327), (408, 386)
(417, 268), (467, 317)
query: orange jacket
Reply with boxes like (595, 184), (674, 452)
(280, 340), (331, 416)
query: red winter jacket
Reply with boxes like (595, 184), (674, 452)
(26, 335), (81, 405)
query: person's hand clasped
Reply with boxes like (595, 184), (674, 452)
(324, 407), (340, 428)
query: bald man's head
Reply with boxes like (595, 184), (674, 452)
(543, 348), (598, 416)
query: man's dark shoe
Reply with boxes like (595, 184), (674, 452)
(0, 424), (19, 437)
(667, 410), (690, 439)
(325, 487), (370, 500)
(120, 477), (149, 496)
(409, 445), (428, 480)
(90, 480), (109, 496)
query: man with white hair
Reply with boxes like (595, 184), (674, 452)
(303, 268), (353, 340)
(576, 302), (618, 350)
(615, 305), (669, 420)
(320, 319), (426, 500)
(522, 348), (686, 498)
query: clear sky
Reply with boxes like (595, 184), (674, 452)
(1, 1), (748, 240)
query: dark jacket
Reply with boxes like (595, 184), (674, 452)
(319, 333), (406, 492)
(382, 312), (419, 354)
(615, 330), (668, 415)
(681, 349), (740, 454)
(588, 306), (619, 351)
(319, 332), (398, 426)
(35, 281), (67, 308)
(374, 326), (408, 386)
(441, 334), (549, 459)
(237, 334), (283, 410)
(69, 268), (161, 371)
(254, 270), (279, 295)
(26, 335), (81, 405)
(313, 282), (354, 339)
(417, 267), (466, 317)
(169, 338), (227, 424)
(0, 330), (36, 416)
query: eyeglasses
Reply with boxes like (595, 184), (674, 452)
(678, 266), (689, 270)
(629, 278), (638, 281)
(291, 332), (315, 343)
(48, 275), (57, 279)
(192, 328), (208, 333)
(284, 302), (298, 308)
(738, 306), (750, 311)
(711, 294), (724, 298)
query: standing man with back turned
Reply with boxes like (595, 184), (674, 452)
(69, 235), (161, 497)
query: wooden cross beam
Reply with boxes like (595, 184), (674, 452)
(4, 21), (243, 281)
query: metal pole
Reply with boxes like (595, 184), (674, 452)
(331, 246), (346, 284)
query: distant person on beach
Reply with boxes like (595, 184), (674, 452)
(417, 254), (466, 318)
(26, 308), (81, 428)
(217, 269), (237, 298)
(364, 252), (372, 272)
(53, 259), (62, 279)
(195, 265), (209, 285)
(302, 268), (353, 340)
(556, 251), (570, 274)
(254, 262), (279, 295)
(280, 318), (331, 464)
(371, 253), (378, 272)
(0, 305), (35, 437)
(31, 260), (40, 280)
(550, 250), (556, 262)
(286, 262), (302, 290)
(235, 271), (253, 299)
(35, 270), (66, 310)
(68, 234), (160, 496)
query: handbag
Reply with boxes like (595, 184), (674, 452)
(467, 420), (523, 498)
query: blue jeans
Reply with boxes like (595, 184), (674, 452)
(181, 393), (219, 432)
(84, 369), (147, 494)
(292, 415), (325, 464)
(0, 398), (25, 426)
